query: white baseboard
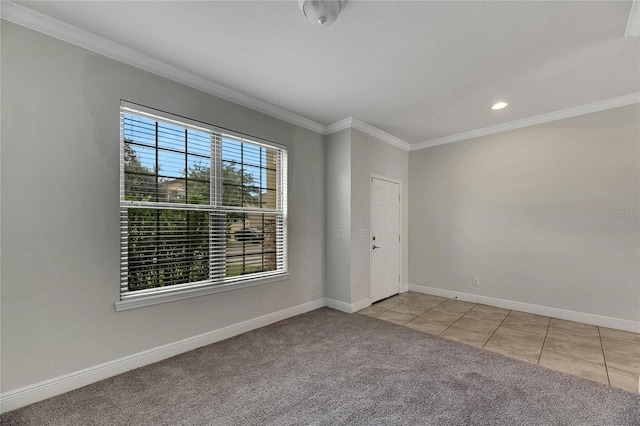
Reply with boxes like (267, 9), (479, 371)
(325, 298), (352, 313)
(352, 297), (372, 312)
(0, 298), (326, 414)
(325, 297), (371, 313)
(408, 284), (640, 333)
(400, 283), (409, 293)
(8, 285), (635, 414)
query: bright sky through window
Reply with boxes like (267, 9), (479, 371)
(120, 105), (287, 307)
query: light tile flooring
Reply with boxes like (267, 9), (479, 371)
(358, 292), (640, 394)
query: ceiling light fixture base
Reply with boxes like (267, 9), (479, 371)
(299, 0), (346, 27)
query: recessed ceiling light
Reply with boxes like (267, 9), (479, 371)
(491, 101), (508, 110)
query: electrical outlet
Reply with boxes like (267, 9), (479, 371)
(311, 281), (316, 290)
(472, 277), (480, 286)
(337, 229), (345, 238)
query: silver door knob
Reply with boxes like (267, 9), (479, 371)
(372, 245), (380, 250)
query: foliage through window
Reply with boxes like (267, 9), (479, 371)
(120, 104), (287, 300)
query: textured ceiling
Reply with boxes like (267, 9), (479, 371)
(11, 1), (640, 144)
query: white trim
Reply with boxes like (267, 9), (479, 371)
(6, 0), (640, 155)
(350, 118), (411, 151)
(325, 117), (412, 151)
(325, 298), (352, 313)
(0, 2), (326, 135)
(115, 274), (291, 311)
(324, 117), (411, 151)
(325, 297), (371, 313)
(410, 93), (640, 151)
(400, 283), (409, 293)
(370, 174), (402, 186)
(325, 117), (352, 135)
(626, 0), (640, 37)
(0, 3), (412, 151)
(3, 3), (636, 156)
(408, 284), (640, 333)
(352, 297), (372, 313)
(5, 286), (637, 413)
(0, 298), (325, 414)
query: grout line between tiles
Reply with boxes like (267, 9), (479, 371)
(436, 304), (478, 336)
(537, 318), (552, 366)
(481, 310), (512, 349)
(378, 293), (446, 325)
(423, 300), (449, 328)
(597, 326), (611, 385)
(438, 320), (459, 336)
(393, 292), (638, 391)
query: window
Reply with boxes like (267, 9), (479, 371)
(119, 103), (287, 307)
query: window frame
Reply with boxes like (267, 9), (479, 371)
(116, 101), (289, 311)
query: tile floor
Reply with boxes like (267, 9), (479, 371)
(358, 291), (640, 394)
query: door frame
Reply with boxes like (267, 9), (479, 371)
(369, 174), (403, 302)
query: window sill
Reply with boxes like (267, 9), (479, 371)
(115, 273), (290, 312)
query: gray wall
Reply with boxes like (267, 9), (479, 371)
(1, 21), (325, 392)
(325, 129), (352, 303)
(324, 128), (409, 305)
(409, 105), (640, 322)
(351, 129), (409, 303)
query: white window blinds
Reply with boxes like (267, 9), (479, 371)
(120, 103), (287, 301)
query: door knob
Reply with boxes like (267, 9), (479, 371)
(372, 245), (380, 250)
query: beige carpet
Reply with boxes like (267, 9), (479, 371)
(2, 307), (639, 425)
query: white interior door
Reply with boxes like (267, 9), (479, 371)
(370, 177), (400, 303)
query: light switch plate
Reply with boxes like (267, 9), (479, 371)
(360, 229), (368, 237)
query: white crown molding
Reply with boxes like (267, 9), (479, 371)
(325, 117), (353, 135)
(325, 117), (412, 151)
(0, 1), (410, 150)
(411, 93), (640, 151)
(350, 117), (412, 151)
(0, 298), (326, 413)
(2, 2), (636, 153)
(0, 1), (327, 135)
(626, 0), (639, 37)
(409, 284), (640, 333)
